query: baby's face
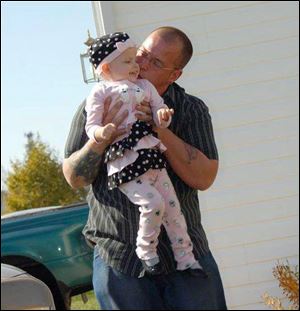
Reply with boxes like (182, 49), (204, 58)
(109, 47), (140, 82)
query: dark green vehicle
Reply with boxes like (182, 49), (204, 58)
(1, 202), (94, 309)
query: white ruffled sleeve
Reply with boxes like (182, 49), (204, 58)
(85, 83), (106, 143)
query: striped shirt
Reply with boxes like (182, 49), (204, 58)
(64, 82), (219, 277)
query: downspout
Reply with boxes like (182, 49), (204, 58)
(91, 1), (115, 37)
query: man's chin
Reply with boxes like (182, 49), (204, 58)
(138, 73), (149, 80)
(138, 73), (156, 85)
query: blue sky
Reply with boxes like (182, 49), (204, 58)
(1, 1), (96, 172)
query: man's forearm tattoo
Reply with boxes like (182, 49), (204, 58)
(71, 149), (102, 183)
(184, 143), (198, 164)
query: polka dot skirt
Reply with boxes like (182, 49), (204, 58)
(108, 148), (167, 190)
(104, 120), (154, 163)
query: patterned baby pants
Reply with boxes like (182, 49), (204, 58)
(119, 168), (197, 270)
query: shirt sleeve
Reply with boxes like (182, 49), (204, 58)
(180, 98), (219, 160)
(64, 100), (89, 158)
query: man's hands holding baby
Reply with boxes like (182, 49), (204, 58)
(135, 102), (174, 128)
(95, 97), (154, 144)
(94, 97), (128, 144)
(95, 123), (117, 142)
(95, 97), (172, 144)
(135, 101), (153, 124)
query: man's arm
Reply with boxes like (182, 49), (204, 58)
(156, 127), (218, 190)
(63, 139), (109, 189)
(63, 98), (128, 189)
(136, 101), (218, 191)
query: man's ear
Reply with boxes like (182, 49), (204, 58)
(168, 69), (182, 84)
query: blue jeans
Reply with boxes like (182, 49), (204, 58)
(92, 248), (227, 310)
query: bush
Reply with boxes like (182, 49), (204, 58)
(263, 261), (299, 310)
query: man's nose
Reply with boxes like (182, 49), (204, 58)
(136, 57), (150, 71)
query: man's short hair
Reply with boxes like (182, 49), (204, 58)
(151, 26), (193, 69)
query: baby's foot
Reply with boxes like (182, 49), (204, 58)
(141, 257), (163, 276)
(190, 261), (203, 270)
(188, 261), (208, 278)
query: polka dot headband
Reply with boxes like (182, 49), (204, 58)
(88, 32), (136, 73)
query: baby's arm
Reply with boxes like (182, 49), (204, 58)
(157, 108), (174, 127)
(143, 80), (173, 128)
(85, 86), (117, 143)
(93, 123), (116, 142)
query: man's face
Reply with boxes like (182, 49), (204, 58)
(136, 33), (182, 95)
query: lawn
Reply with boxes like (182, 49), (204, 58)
(71, 290), (100, 310)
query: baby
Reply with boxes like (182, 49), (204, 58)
(86, 32), (201, 275)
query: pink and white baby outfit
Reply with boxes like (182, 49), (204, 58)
(85, 78), (169, 186)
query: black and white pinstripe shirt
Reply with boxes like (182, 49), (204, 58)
(64, 82), (219, 277)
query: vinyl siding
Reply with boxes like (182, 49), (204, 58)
(95, 1), (299, 309)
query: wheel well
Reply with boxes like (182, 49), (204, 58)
(1, 255), (71, 310)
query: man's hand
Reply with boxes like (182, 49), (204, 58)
(62, 96), (129, 189)
(135, 100), (154, 124)
(94, 123), (117, 142)
(102, 96), (129, 144)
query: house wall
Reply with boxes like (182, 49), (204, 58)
(93, 1), (299, 309)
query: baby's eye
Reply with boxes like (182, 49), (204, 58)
(124, 61), (131, 64)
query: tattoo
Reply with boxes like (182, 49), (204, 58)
(184, 143), (198, 164)
(71, 149), (102, 183)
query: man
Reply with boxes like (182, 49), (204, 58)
(63, 27), (227, 310)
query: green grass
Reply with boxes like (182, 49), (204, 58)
(71, 290), (100, 310)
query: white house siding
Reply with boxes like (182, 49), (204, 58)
(93, 1), (299, 309)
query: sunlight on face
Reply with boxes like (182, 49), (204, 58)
(136, 34), (181, 94)
(108, 47), (140, 82)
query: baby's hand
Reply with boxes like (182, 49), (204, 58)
(157, 108), (174, 126)
(95, 123), (117, 142)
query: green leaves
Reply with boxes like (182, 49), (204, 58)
(5, 133), (87, 212)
